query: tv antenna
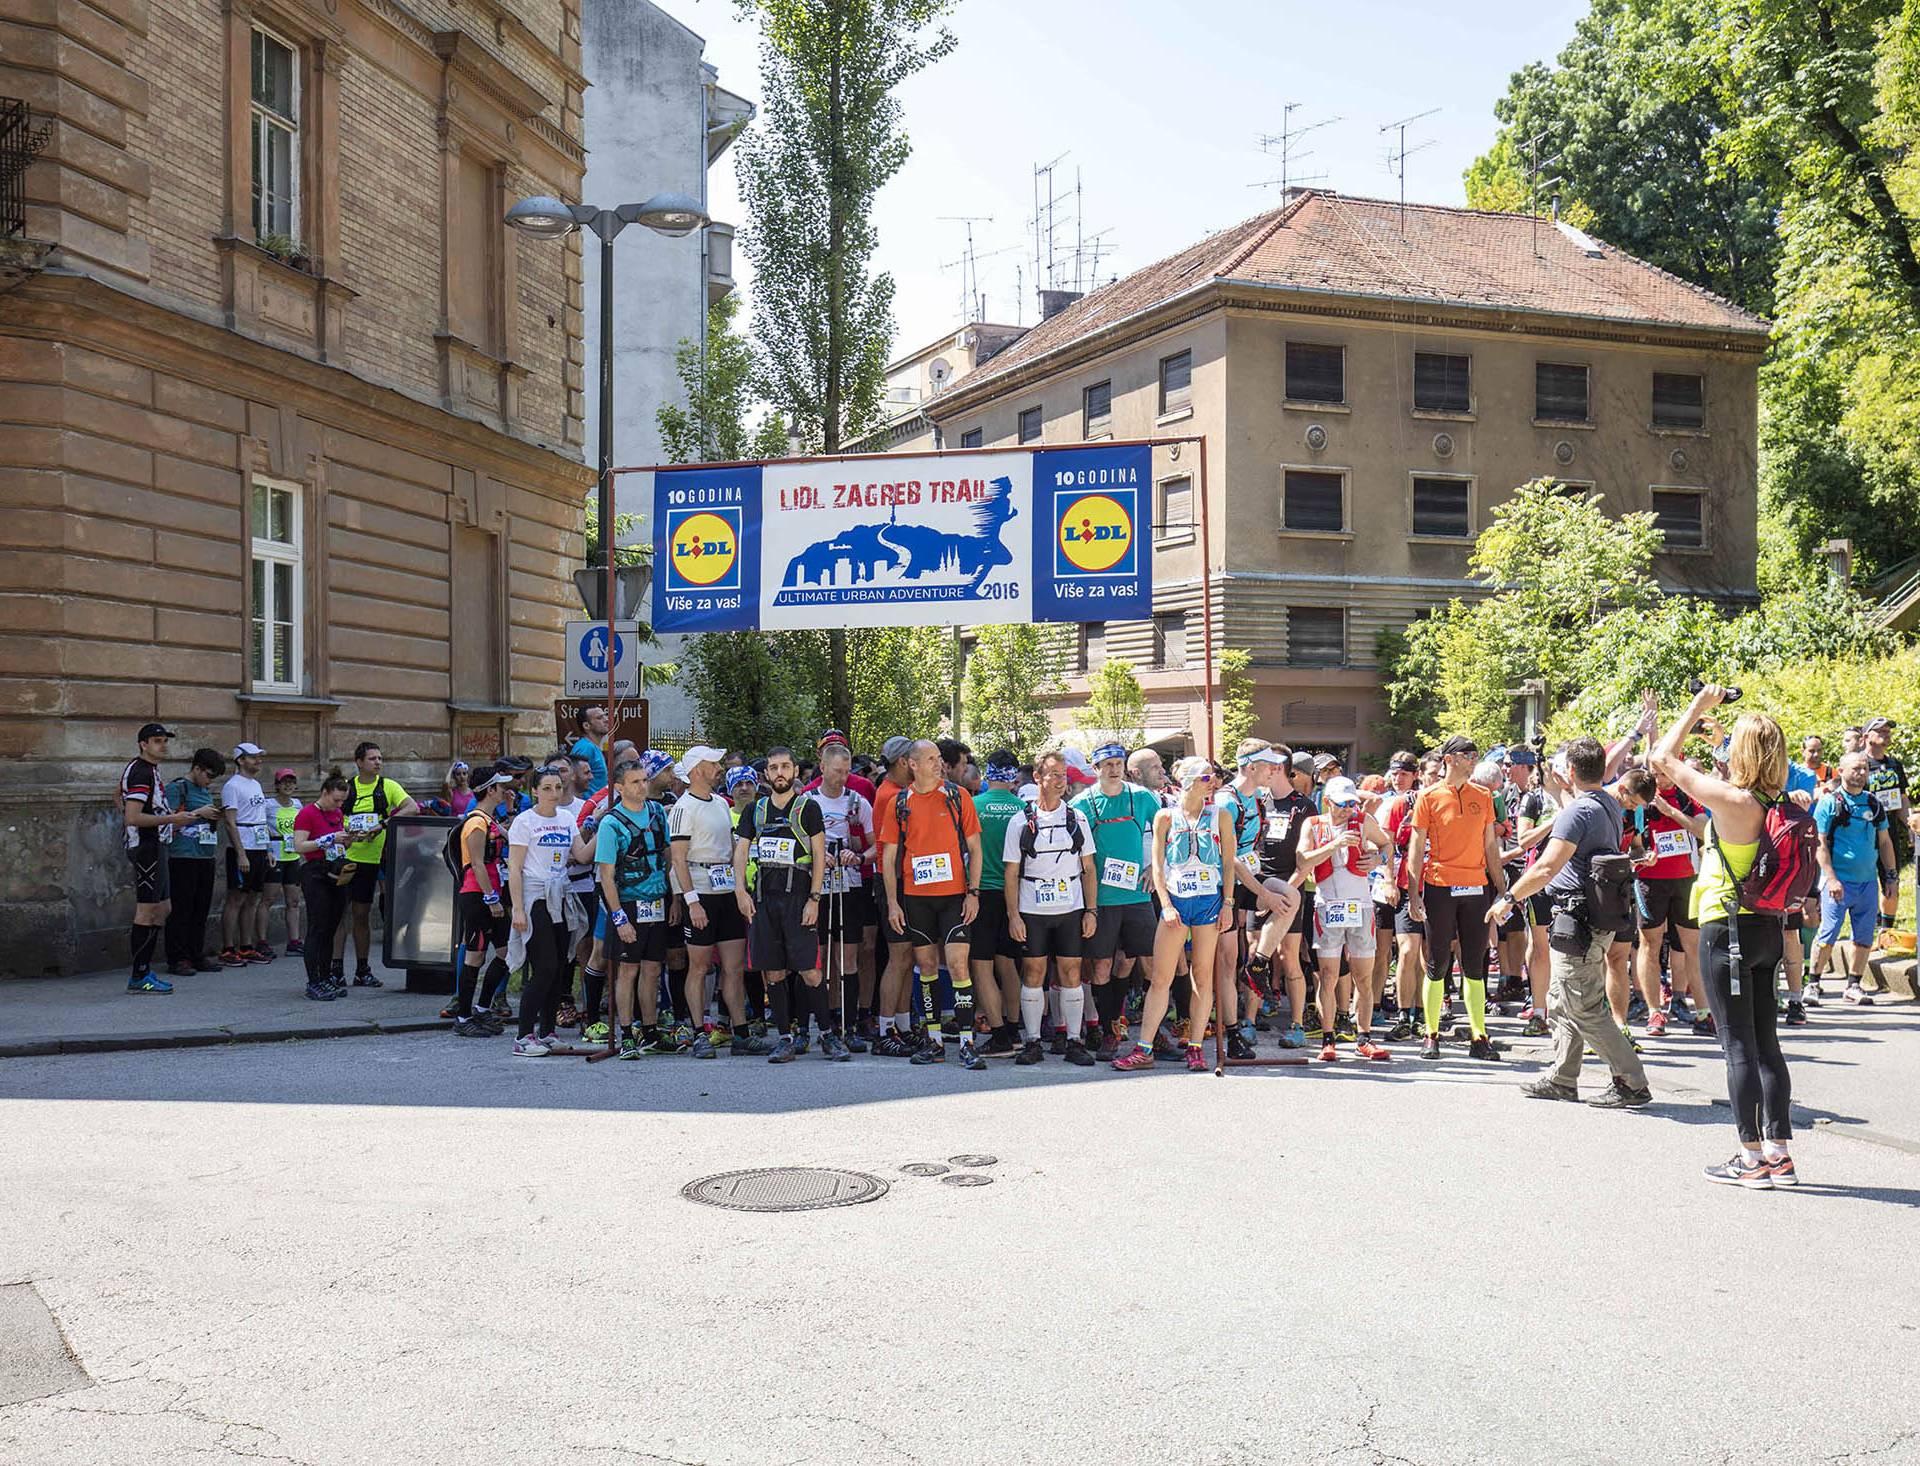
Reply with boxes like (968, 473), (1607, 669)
(1379, 107), (1440, 234)
(1253, 103), (1339, 197)
(1523, 130), (1565, 257)
(937, 217), (1014, 321)
(1031, 153), (1070, 298)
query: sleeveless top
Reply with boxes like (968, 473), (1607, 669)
(1691, 827), (1759, 925)
(1165, 805), (1224, 874)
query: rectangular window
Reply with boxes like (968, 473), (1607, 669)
(1288, 606), (1345, 667)
(1082, 380), (1112, 435)
(1157, 475), (1192, 539)
(1413, 352), (1471, 413)
(249, 478), (302, 691)
(250, 30), (300, 241)
(1159, 349), (1191, 414)
(1652, 372), (1705, 429)
(1075, 621), (1106, 674)
(1411, 477), (1471, 538)
(1018, 406), (1042, 444)
(1652, 489), (1705, 550)
(1152, 612), (1186, 670)
(449, 152), (498, 352)
(1285, 342), (1345, 404)
(1535, 361), (1590, 422)
(959, 428), (982, 449)
(1283, 469), (1345, 533)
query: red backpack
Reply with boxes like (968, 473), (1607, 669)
(1715, 796), (1818, 916)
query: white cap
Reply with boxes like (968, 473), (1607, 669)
(1061, 746), (1094, 777)
(675, 744), (727, 781)
(1238, 747), (1285, 768)
(233, 741), (264, 757)
(1323, 775), (1361, 806)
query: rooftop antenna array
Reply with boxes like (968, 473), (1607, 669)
(937, 216), (1019, 321)
(1379, 107), (1439, 235)
(1523, 130), (1565, 258)
(1252, 103), (1339, 198)
(1031, 153), (1069, 302)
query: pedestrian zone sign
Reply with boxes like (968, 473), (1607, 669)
(564, 620), (640, 698)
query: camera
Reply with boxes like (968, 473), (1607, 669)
(1687, 676), (1743, 704)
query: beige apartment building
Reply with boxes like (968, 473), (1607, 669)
(924, 191), (1768, 761)
(0, 0), (595, 975)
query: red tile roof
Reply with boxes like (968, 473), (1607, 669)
(948, 191), (1768, 397)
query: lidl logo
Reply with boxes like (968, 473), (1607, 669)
(1055, 492), (1136, 577)
(668, 509), (741, 590)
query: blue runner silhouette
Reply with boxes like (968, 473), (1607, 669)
(780, 476), (1017, 594)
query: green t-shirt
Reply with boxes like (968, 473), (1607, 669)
(164, 777), (220, 860)
(271, 799), (302, 863)
(343, 776), (410, 864)
(972, 789), (1026, 892)
(1072, 783), (1161, 905)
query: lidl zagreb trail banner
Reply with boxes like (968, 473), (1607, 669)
(649, 446), (1152, 633)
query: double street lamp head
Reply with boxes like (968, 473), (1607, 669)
(504, 192), (708, 241)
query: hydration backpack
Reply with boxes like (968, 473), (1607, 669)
(893, 781), (970, 889)
(605, 802), (667, 889)
(443, 811), (501, 879)
(1018, 801), (1086, 861)
(1711, 796), (1818, 916)
(1308, 807), (1369, 883)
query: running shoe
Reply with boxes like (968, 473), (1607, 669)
(1356, 1037), (1391, 1062)
(1587, 1077), (1652, 1108)
(1152, 1023), (1183, 1058)
(127, 972), (174, 995)
(1095, 1028), (1122, 1063)
(286, 939), (304, 955)
(1334, 1014), (1358, 1044)
(219, 947), (247, 968)
(1280, 1022), (1307, 1050)
(909, 1035), (946, 1065)
(1647, 1010), (1669, 1038)
(1467, 1036), (1501, 1063)
(1420, 1034), (1441, 1060)
(1763, 1154), (1799, 1187)
(690, 1031), (717, 1059)
(1015, 1039), (1044, 1066)
(1384, 1015), (1415, 1043)
(821, 1032), (853, 1061)
(1318, 1038), (1338, 1063)
(1625, 993), (1648, 1025)
(168, 960), (194, 978)
(1183, 1044), (1207, 1073)
(1048, 1030), (1069, 1056)
(1111, 1044), (1155, 1072)
(618, 1033), (643, 1060)
(1666, 996), (1692, 1023)
(768, 1036), (798, 1064)
(555, 1000), (581, 1030)
(302, 982), (337, 1002)
(979, 1029), (1019, 1058)
(1522, 1013), (1550, 1038)
(243, 946), (272, 964)
(454, 1015), (493, 1038)
(1302, 1002), (1321, 1032)
(329, 959), (345, 980)
(193, 957), (221, 973)
(439, 1001), (460, 1020)
(844, 1030), (870, 1054)
(1800, 982), (1821, 1008)
(1845, 982), (1873, 1006)
(512, 1034), (550, 1057)
(490, 995), (512, 1021)
(732, 1031), (775, 1057)
(1521, 1077), (1580, 1102)
(1692, 1013), (1718, 1037)
(352, 970), (384, 988)
(640, 1030), (679, 1056)
(1703, 1153), (1772, 1189)
(583, 1021), (611, 1044)
(1783, 1000), (1806, 1027)
(792, 1032), (812, 1055)
(874, 1030), (915, 1058)
(1227, 1030), (1257, 1062)
(473, 1013), (506, 1035)
(1494, 977), (1528, 1006)
(953, 1040), (981, 1070)
(1062, 1038), (1095, 1068)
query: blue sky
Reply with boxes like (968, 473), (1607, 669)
(673, 0), (1588, 357)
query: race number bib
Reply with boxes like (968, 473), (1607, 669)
(195, 822), (219, 847)
(241, 823), (270, 851)
(1321, 898), (1366, 930)
(704, 863), (735, 892)
(1030, 877), (1075, 909)
(1652, 828), (1693, 860)
(1266, 813), (1293, 841)
(345, 812), (380, 836)
(910, 852), (954, 886)
(1171, 862), (1219, 898)
(754, 835), (798, 865)
(1101, 857), (1142, 891)
(634, 897), (666, 924)
(822, 865), (849, 894)
(1449, 884), (1483, 897)
(1369, 869), (1396, 905)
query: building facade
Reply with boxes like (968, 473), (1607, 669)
(926, 192), (1768, 761)
(0, 0), (596, 976)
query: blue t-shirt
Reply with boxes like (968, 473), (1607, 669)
(1213, 784), (1262, 866)
(571, 736), (608, 796)
(594, 800), (670, 903)
(1814, 789), (1886, 884)
(164, 777), (221, 860)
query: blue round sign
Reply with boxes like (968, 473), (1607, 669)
(577, 626), (626, 674)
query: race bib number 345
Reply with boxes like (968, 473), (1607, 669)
(1171, 863), (1218, 898)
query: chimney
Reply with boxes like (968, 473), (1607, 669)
(1038, 288), (1083, 321)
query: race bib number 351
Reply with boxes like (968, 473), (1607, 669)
(910, 852), (954, 886)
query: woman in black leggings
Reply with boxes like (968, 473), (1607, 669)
(1650, 685), (1797, 1189)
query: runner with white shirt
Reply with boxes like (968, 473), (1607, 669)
(808, 744), (878, 1049)
(670, 746), (770, 1058)
(220, 743), (274, 966)
(1003, 751), (1098, 1067)
(1073, 743), (1162, 1060)
(506, 767), (594, 1056)
(1295, 776), (1394, 1061)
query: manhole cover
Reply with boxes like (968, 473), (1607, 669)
(941, 1173), (993, 1188)
(947, 1154), (998, 1168)
(682, 1168), (888, 1213)
(900, 1163), (949, 1177)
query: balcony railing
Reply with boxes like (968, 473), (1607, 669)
(0, 99), (50, 239)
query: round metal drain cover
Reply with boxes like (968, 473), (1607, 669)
(941, 1173), (993, 1188)
(900, 1163), (949, 1177)
(947, 1154), (998, 1168)
(682, 1168), (888, 1213)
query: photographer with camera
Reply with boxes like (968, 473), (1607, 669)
(1499, 737), (1652, 1108)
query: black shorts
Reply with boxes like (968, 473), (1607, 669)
(1637, 876), (1698, 932)
(751, 892), (820, 973)
(968, 896), (1023, 962)
(1392, 902), (1425, 937)
(899, 893), (969, 950)
(130, 848), (170, 904)
(1087, 901), (1157, 961)
(815, 883), (867, 950)
(1021, 908), (1085, 959)
(609, 903), (671, 966)
(1374, 902), (1397, 934)
(346, 861), (382, 904)
(682, 892), (747, 947)
(1234, 875), (1262, 914)
(1529, 891), (1554, 927)
(456, 891), (512, 954)
(226, 847), (271, 893)
(1496, 902), (1527, 939)
(263, 860), (297, 885)
(1292, 891), (1315, 937)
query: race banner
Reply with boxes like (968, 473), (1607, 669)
(649, 445), (1153, 633)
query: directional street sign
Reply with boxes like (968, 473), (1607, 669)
(564, 619), (640, 698)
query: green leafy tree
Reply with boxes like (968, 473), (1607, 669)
(846, 626), (956, 752)
(733, 0), (958, 730)
(1077, 658), (1147, 744)
(962, 624), (1064, 756)
(679, 630), (824, 752)
(656, 292), (792, 466)
(1217, 648), (1256, 753)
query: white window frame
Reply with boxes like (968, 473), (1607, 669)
(250, 476), (304, 692)
(251, 26), (302, 243)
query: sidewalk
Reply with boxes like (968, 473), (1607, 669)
(0, 954), (451, 1058)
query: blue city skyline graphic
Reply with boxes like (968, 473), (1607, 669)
(775, 475), (1018, 605)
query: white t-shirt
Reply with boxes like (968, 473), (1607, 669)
(1002, 800), (1095, 915)
(509, 807), (577, 898)
(222, 774), (270, 850)
(810, 786), (874, 890)
(668, 791), (737, 895)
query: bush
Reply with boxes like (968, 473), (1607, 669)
(1732, 647), (1920, 769)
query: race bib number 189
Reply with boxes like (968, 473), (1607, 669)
(1101, 857), (1141, 891)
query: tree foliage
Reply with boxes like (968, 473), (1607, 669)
(656, 292), (791, 466)
(1217, 648), (1256, 754)
(1077, 658), (1147, 745)
(962, 624), (1064, 757)
(679, 630), (825, 753)
(845, 626), (956, 753)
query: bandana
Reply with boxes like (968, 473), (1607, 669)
(1091, 742), (1128, 765)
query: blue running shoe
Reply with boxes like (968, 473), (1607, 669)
(303, 982), (338, 1001)
(127, 972), (173, 995)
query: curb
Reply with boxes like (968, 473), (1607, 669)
(1868, 952), (1917, 1001)
(0, 1016), (451, 1060)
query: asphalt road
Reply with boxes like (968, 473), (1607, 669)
(3, 999), (1919, 1466)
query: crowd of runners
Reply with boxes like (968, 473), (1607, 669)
(118, 695), (1915, 1187)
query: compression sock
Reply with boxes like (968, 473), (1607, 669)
(1060, 986), (1085, 1045)
(1466, 975), (1488, 1038)
(1020, 987), (1045, 1042)
(807, 978), (833, 1035)
(455, 960), (482, 1018)
(1047, 985), (1062, 1033)
(583, 966), (606, 1024)
(478, 956), (510, 1009)
(130, 924), (158, 976)
(952, 973), (975, 1040)
(1094, 980), (1125, 1029)
(769, 978), (792, 1037)
(1423, 978), (1444, 1037)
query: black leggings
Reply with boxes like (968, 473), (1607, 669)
(301, 865), (351, 987)
(518, 904), (573, 1039)
(1422, 883), (1492, 987)
(1700, 916), (1791, 1144)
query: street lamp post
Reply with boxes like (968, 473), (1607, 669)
(505, 192), (706, 751)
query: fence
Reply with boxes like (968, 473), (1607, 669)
(0, 99), (49, 239)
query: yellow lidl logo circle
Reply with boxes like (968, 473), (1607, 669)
(671, 511), (739, 587)
(1057, 493), (1133, 574)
